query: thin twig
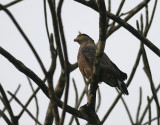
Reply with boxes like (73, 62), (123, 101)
(0, 84), (17, 124)
(107, 0), (150, 38)
(138, 3), (160, 123)
(106, 11), (160, 57)
(43, 0), (50, 41)
(141, 43), (160, 116)
(143, 117), (159, 125)
(0, 109), (12, 125)
(108, 0), (111, 13)
(110, 0), (126, 28)
(0, 4), (47, 75)
(74, 0), (160, 57)
(137, 1), (160, 120)
(101, 46), (142, 124)
(116, 0), (126, 16)
(136, 20), (140, 32)
(140, 14), (144, 33)
(18, 87), (40, 118)
(8, 91), (42, 125)
(0, 0), (23, 11)
(74, 0), (150, 40)
(116, 88), (134, 124)
(106, 0), (111, 26)
(147, 97), (151, 125)
(136, 87), (142, 123)
(139, 84), (160, 124)
(0, 44), (89, 122)
(27, 78), (39, 125)
(1, 84), (21, 115)
(47, 34), (60, 125)
(126, 47), (142, 87)
(69, 85), (87, 125)
(0, 46), (49, 97)
(57, 0), (70, 124)
(47, 0), (65, 69)
(95, 88), (101, 113)
(144, 0), (158, 36)
(145, 5), (149, 27)
(120, 0), (150, 17)
(101, 93), (121, 124)
(142, 1), (160, 123)
(75, 117), (80, 125)
(73, 78), (79, 106)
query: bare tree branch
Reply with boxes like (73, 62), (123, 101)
(120, 0), (149, 17)
(0, 1), (160, 125)
(95, 88), (101, 113)
(143, 117), (159, 125)
(136, 87), (142, 124)
(47, 0), (65, 69)
(137, 2), (160, 122)
(0, 109), (12, 125)
(105, 11), (160, 57)
(117, 88), (134, 124)
(116, 0), (126, 16)
(0, 46), (49, 97)
(43, 0), (50, 41)
(110, 0), (126, 27)
(79, 0), (107, 124)
(127, 47), (142, 86)
(144, 0), (158, 36)
(69, 85), (87, 125)
(1, 84), (21, 116)
(101, 46), (142, 124)
(46, 34), (60, 125)
(0, 46), (85, 121)
(0, 84), (18, 125)
(0, 4), (47, 75)
(88, 0), (107, 110)
(0, 0), (23, 11)
(57, 0), (70, 124)
(18, 87), (40, 118)
(147, 97), (151, 125)
(74, 0), (160, 57)
(27, 78), (39, 125)
(8, 91), (42, 125)
(73, 78), (79, 106)
(139, 84), (160, 124)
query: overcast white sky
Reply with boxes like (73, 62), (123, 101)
(0, 0), (160, 125)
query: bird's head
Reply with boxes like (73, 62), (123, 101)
(74, 34), (94, 45)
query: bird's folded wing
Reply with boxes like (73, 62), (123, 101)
(100, 53), (124, 79)
(110, 61), (127, 80)
(101, 53), (127, 81)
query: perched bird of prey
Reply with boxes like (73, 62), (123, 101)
(74, 34), (129, 95)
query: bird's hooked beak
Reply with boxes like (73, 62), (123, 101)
(74, 38), (78, 42)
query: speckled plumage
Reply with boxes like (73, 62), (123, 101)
(74, 34), (129, 95)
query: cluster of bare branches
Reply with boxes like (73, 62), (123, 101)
(0, 0), (159, 125)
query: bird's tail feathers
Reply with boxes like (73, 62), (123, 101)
(117, 80), (129, 95)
